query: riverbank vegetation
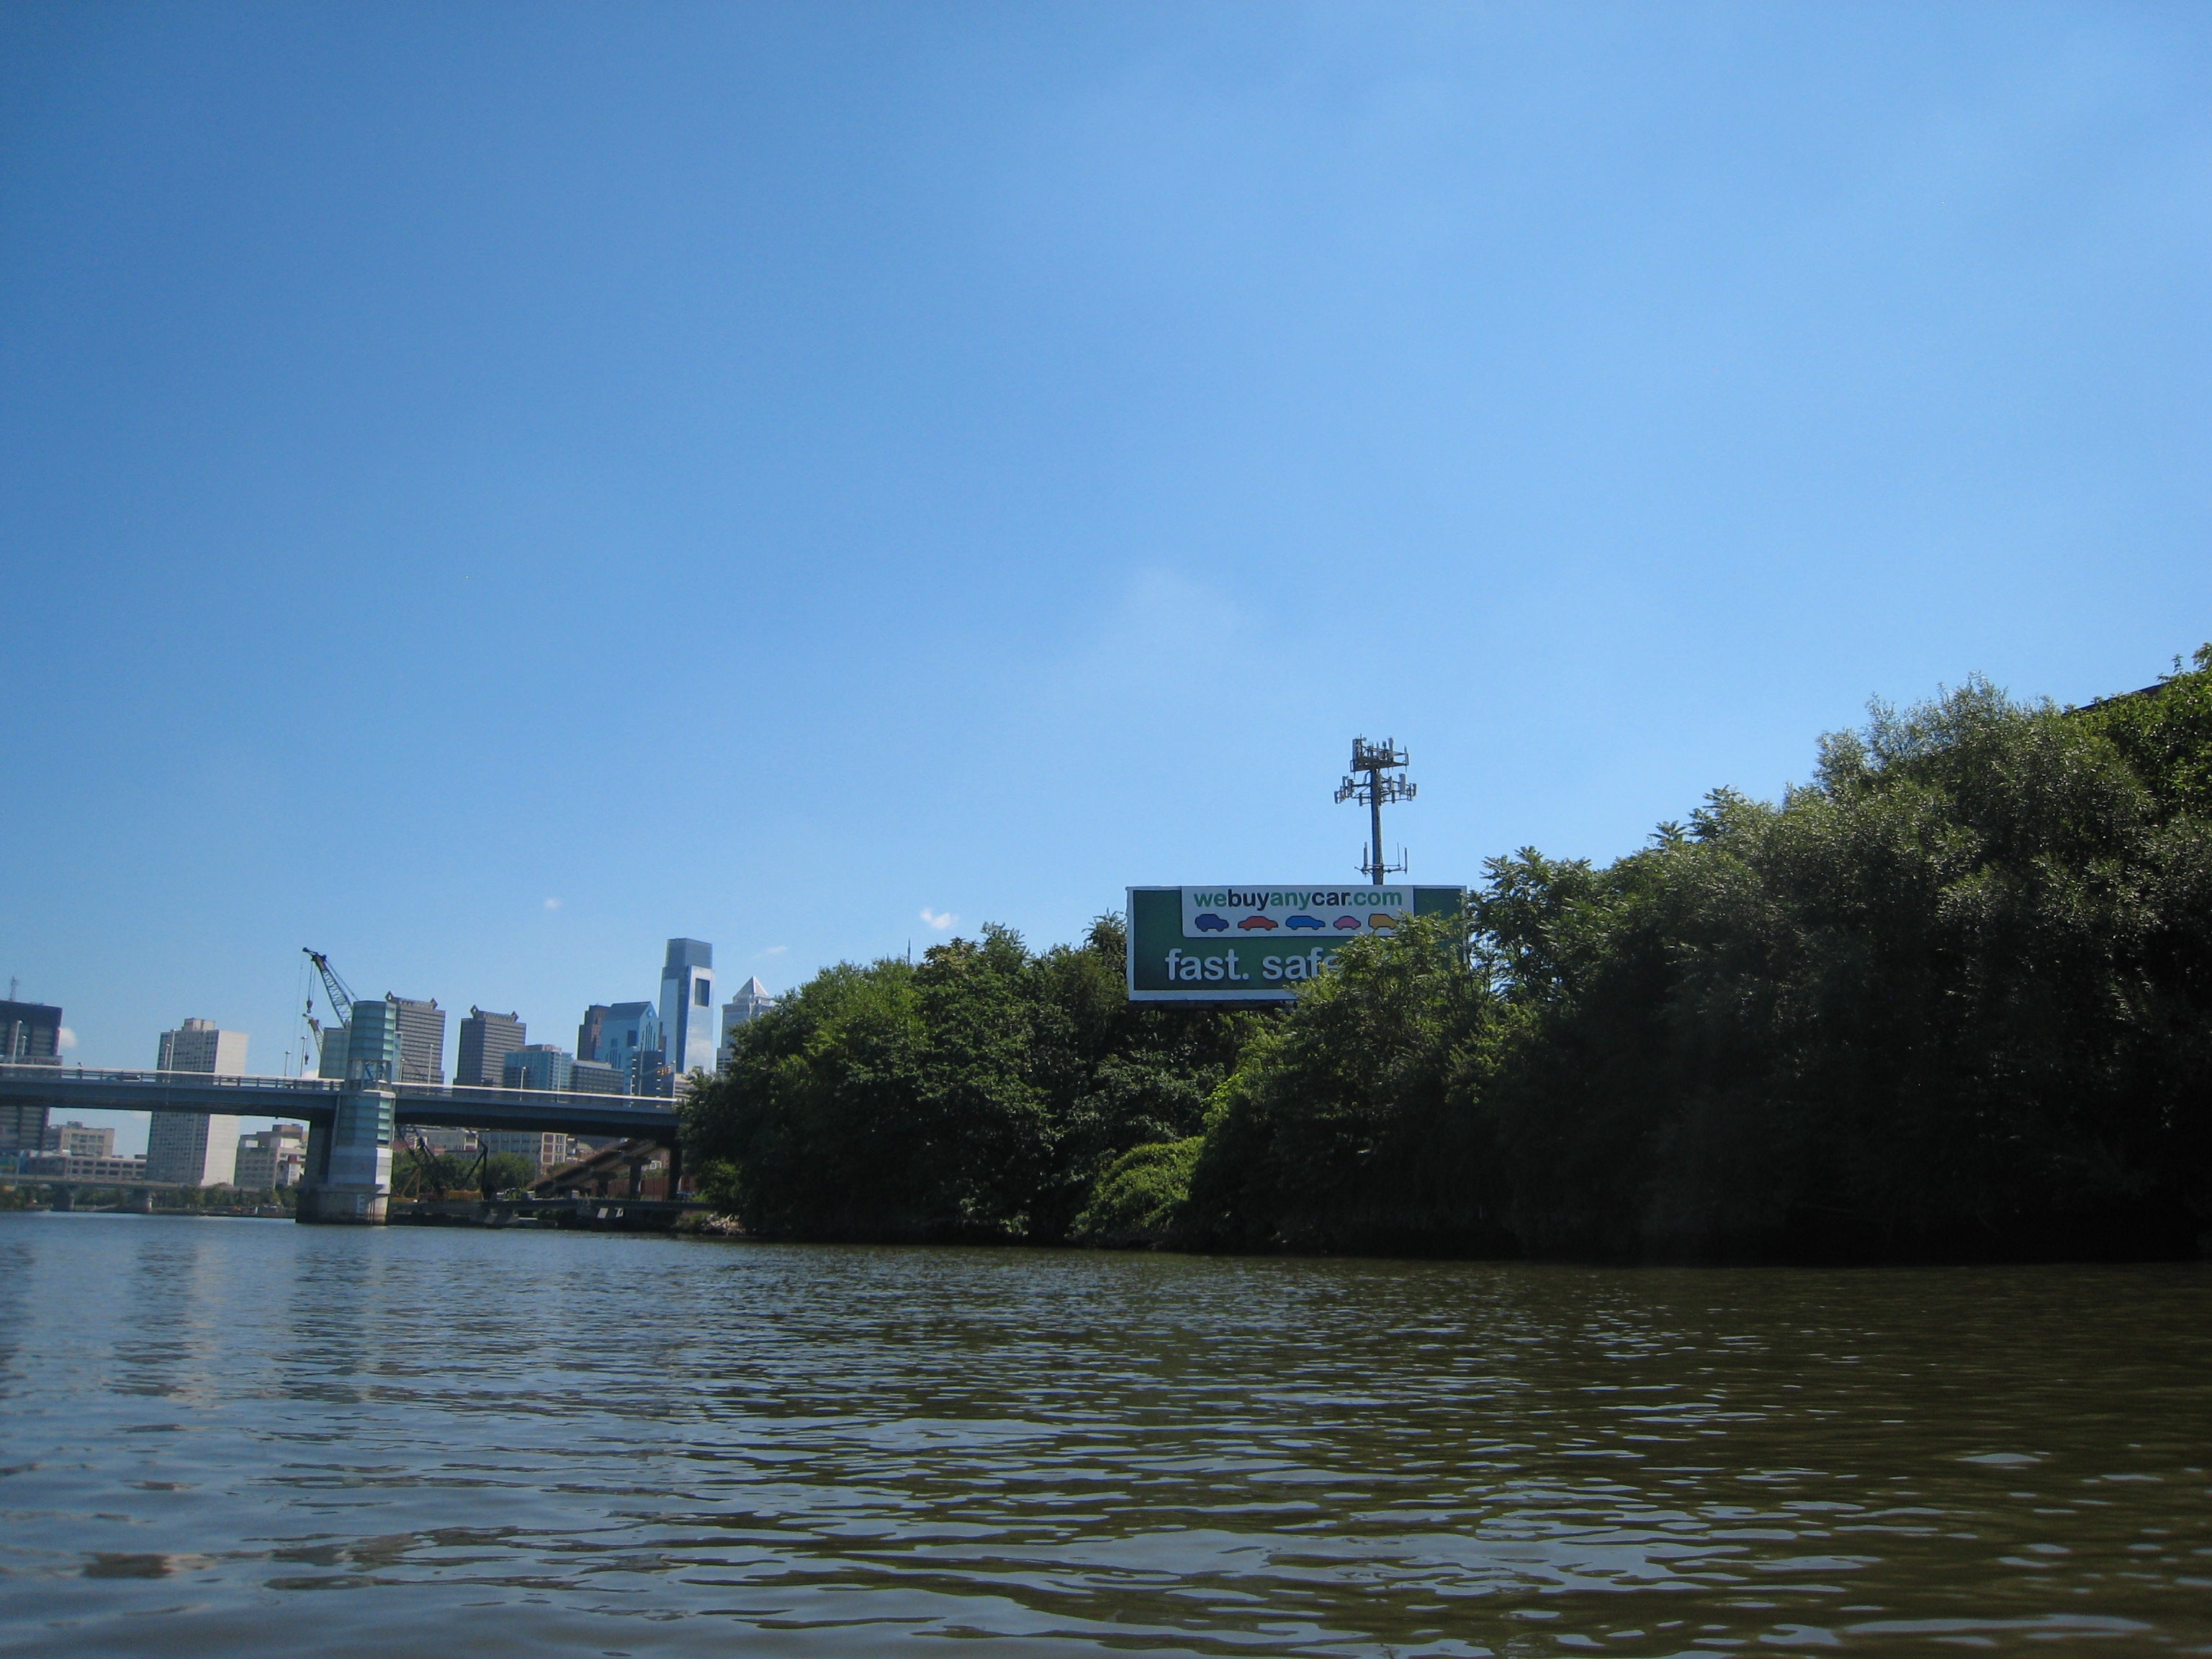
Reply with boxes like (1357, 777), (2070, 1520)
(685, 651), (2212, 1261)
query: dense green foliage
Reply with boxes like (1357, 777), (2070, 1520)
(392, 1148), (536, 1200)
(682, 918), (1264, 1242)
(687, 652), (2212, 1261)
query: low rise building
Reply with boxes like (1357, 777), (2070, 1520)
(570, 1058), (625, 1096)
(480, 1130), (575, 1177)
(233, 1123), (307, 1190)
(20, 1151), (146, 1183)
(42, 1120), (114, 1159)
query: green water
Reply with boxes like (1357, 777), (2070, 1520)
(1, 1213), (2206, 1655)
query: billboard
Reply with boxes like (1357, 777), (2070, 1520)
(1126, 885), (1467, 1003)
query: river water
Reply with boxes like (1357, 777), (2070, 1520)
(1, 1215), (2207, 1657)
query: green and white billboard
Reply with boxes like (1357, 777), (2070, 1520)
(1125, 884), (1467, 1003)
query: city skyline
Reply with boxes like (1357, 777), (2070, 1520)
(19, 936), (767, 1154)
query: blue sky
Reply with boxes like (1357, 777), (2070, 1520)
(3, 4), (2206, 1152)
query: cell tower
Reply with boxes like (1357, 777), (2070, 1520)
(1336, 737), (1415, 885)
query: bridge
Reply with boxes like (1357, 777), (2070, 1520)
(0, 1064), (683, 1224)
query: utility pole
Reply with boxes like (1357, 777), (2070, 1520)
(1336, 737), (1415, 885)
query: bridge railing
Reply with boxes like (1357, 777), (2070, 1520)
(0, 1066), (680, 1110)
(0, 1065), (346, 1094)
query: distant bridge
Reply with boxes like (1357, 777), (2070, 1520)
(0, 1064), (684, 1224)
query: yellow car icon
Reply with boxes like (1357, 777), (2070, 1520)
(1367, 911), (1401, 930)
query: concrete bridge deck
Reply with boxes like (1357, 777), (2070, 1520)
(0, 1064), (681, 1142)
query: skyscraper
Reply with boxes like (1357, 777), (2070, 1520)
(719, 977), (777, 1064)
(581, 1000), (657, 1092)
(148, 1017), (247, 1185)
(390, 997), (446, 1084)
(0, 999), (60, 1158)
(501, 1045), (574, 1092)
(456, 1008), (526, 1087)
(158, 1017), (248, 1076)
(660, 939), (716, 1076)
(0, 999), (62, 1065)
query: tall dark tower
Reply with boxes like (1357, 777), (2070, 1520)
(1335, 737), (1415, 885)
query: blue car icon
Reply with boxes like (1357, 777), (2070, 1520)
(1284, 914), (1325, 930)
(1193, 912), (1230, 932)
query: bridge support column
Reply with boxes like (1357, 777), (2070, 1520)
(125, 1187), (153, 1213)
(297, 1087), (392, 1225)
(51, 1184), (73, 1213)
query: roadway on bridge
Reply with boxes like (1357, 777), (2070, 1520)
(0, 1065), (682, 1143)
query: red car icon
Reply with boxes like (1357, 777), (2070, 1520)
(1238, 914), (1279, 931)
(1333, 914), (1361, 930)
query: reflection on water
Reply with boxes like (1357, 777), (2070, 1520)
(1, 1214), (2207, 1656)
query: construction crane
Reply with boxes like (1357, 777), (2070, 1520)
(301, 948), (359, 1071)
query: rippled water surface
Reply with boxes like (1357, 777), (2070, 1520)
(2, 1215), (2208, 1656)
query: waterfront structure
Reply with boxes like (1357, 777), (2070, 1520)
(502, 1044), (574, 1092)
(148, 1018), (248, 1185)
(233, 1123), (307, 1189)
(580, 1001), (657, 1093)
(42, 1120), (114, 1158)
(390, 997), (446, 1085)
(456, 1008), (526, 1088)
(719, 977), (777, 1063)
(660, 940), (716, 1076)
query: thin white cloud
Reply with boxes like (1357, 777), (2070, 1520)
(756, 945), (788, 957)
(543, 897), (562, 910)
(920, 907), (957, 930)
(57, 1027), (76, 1050)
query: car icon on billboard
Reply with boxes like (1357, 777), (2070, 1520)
(1284, 914), (1324, 930)
(1193, 912), (1230, 932)
(1367, 912), (1401, 930)
(1333, 914), (1361, 930)
(1238, 914), (1279, 930)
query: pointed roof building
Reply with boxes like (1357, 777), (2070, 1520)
(719, 977), (778, 1064)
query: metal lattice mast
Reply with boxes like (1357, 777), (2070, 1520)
(1335, 738), (1415, 885)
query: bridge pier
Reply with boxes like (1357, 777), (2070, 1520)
(297, 1086), (392, 1225)
(50, 1184), (73, 1213)
(125, 1187), (153, 1214)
